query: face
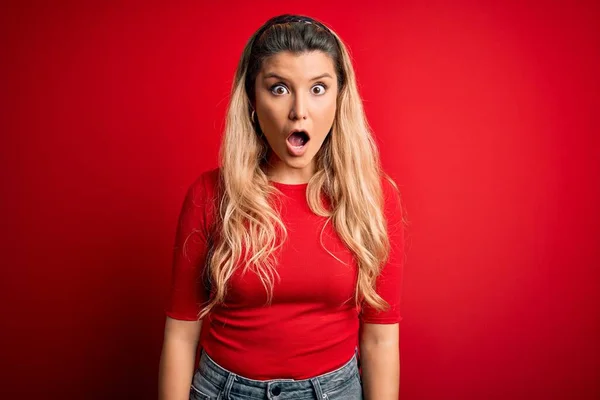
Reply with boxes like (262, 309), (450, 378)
(254, 51), (338, 183)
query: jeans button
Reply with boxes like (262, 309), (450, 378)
(271, 385), (281, 396)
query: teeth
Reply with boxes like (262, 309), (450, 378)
(288, 130), (309, 149)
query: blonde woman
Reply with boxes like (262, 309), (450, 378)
(158, 14), (405, 400)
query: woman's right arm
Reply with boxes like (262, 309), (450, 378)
(161, 171), (214, 398)
(158, 317), (203, 400)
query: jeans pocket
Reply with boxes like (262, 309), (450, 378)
(323, 374), (363, 400)
(189, 385), (213, 400)
(189, 369), (222, 400)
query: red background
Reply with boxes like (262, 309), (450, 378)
(2, 1), (599, 399)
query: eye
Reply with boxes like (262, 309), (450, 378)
(311, 83), (327, 95)
(271, 84), (289, 96)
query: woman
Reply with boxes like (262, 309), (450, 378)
(158, 14), (405, 400)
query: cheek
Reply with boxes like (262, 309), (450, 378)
(256, 97), (286, 127)
(328, 100), (337, 121)
(317, 98), (337, 127)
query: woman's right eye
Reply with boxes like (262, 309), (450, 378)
(271, 85), (289, 95)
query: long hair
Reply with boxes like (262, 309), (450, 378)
(197, 14), (401, 319)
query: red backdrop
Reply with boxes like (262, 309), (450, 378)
(2, 1), (598, 399)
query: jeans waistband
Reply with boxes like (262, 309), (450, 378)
(197, 349), (359, 399)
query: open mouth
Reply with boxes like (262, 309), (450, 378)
(287, 130), (310, 147)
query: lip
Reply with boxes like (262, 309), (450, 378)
(286, 128), (310, 157)
(286, 128), (311, 141)
(286, 138), (309, 157)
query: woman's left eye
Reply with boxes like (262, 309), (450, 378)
(311, 84), (327, 95)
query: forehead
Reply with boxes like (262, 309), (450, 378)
(260, 51), (336, 80)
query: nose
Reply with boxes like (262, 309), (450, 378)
(289, 92), (308, 120)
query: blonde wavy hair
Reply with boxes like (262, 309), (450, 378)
(197, 14), (402, 319)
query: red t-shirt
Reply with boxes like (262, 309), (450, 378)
(165, 168), (404, 380)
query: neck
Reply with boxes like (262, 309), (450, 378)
(263, 154), (316, 184)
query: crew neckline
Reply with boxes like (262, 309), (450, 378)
(269, 180), (309, 191)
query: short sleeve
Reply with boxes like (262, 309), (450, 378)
(165, 173), (212, 321)
(360, 177), (405, 324)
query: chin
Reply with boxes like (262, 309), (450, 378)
(283, 157), (313, 169)
(268, 146), (317, 169)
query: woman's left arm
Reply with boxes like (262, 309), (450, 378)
(359, 322), (400, 400)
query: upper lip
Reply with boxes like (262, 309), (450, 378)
(287, 128), (311, 140)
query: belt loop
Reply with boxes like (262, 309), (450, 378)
(310, 377), (328, 400)
(220, 372), (236, 400)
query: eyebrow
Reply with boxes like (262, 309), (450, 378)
(263, 72), (334, 82)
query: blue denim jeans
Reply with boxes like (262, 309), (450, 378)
(189, 349), (363, 400)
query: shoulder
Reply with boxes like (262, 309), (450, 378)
(179, 167), (221, 222)
(201, 167), (221, 188)
(380, 172), (401, 207)
(381, 173), (399, 195)
(380, 172), (404, 227)
(185, 167), (221, 203)
(178, 167), (221, 235)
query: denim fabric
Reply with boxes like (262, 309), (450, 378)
(190, 349), (363, 400)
